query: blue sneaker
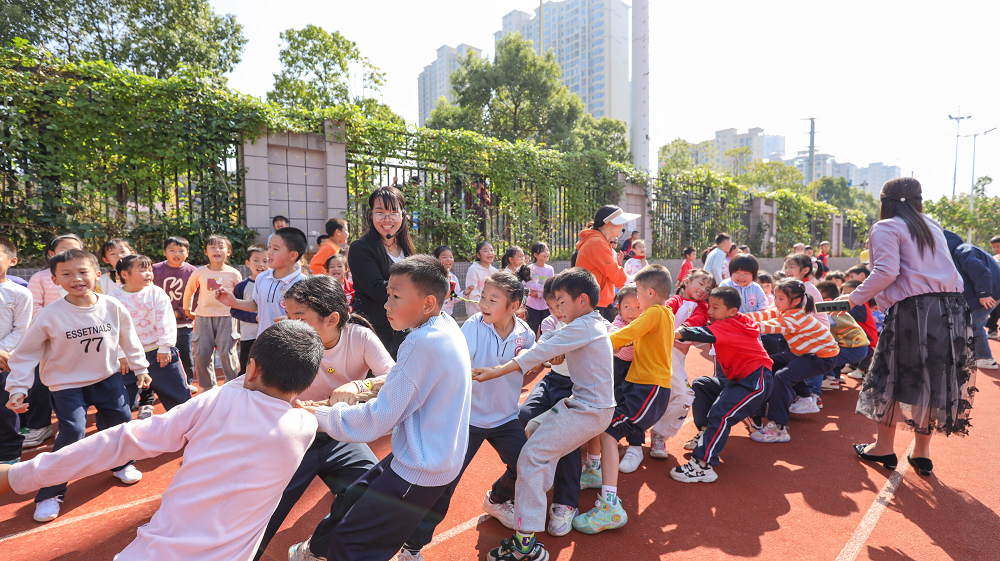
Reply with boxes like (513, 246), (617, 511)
(579, 464), (602, 489)
(572, 496), (628, 534)
(1, 458), (19, 465)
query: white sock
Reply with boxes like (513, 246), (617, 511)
(588, 454), (601, 469)
(627, 445), (642, 455)
(601, 485), (618, 504)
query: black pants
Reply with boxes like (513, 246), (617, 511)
(20, 366), (52, 430)
(254, 433), (376, 561)
(319, 453), (451, 561)
(176, 326), (194, 384)
(988, 305), (1000, 333)
(0, 371), (23, 461)
(526, 307), (550, 337)
(404, 419), (527, 552)
(613, 357), (644, 446)
(376, 326), (410, 362)
(118, 348), (193, 419)
(517, 373), (581, 508)
(238, 338), (255, 376)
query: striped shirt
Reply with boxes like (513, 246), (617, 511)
(748, 308), (840, 358)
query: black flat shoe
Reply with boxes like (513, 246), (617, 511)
(907, 454), (933, 476)
(854, 443), (898, 470)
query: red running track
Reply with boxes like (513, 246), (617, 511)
(2, 340), (999, 560)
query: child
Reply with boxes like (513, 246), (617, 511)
(5, 249), (150, 522)
(757, 272), (775, 308)
(300, 256), (471, 561)
(844, 265), (870, 283)
(817, 241), (832, 277)
(603, 285), (643, 472)
(840, 280), (879, 379)
(573, 265), (674, 535)
(400, 271), (536, 559)
(1, 320), (325, 559)
(502, 245), (526, 276)
(622, 240), (648, 283)
(464, 241), (498, 315)
(325, 254), (354, 309)
(97, 238), (133, 295)
(231, 245), (268, 376)
(182, 235), (242, 389)
(109, 254), (192, 418)
(783, 253), (827, 324)
(22, 233), (84, 448)
(809, 281), (869, 395)
(671, 287), (774, 482)
(473, 267), (616, 560)
(745, 279), (840, 442)
(267, 214), (290, 245)
(434, 245), (460, 318)
(738, 245), (751, 253)
(0, 237), (32, 466)
(677, 246), (697, 284)
(825, 270), (845, 289)
(153, 236), (197, 387)
(721, 244), (740, 281)
(525, 242), (554, 336)
(704, 233), (732, 285)
(720, 254), (768, 313)
(310, 218), (349, 275)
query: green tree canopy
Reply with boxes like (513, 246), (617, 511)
(808, 176), (879, 217)
(736, 159), (805, 192)
(568, 114), (630, 163)
(1, 0), (246, 78)
(925, 176), (998, 247)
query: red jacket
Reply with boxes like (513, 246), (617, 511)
(677, 260), (694, 284)
(575, 229), (627, 308)
(666, 294), (709, 327)
(679, 313), (773, 380)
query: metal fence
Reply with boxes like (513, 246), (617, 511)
(648, 175), (752, 259)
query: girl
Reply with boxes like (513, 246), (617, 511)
(98, 238), (133, 295)
(464, 242), (498, 316)
(783, 253), (827, 324)
(757, 272), (775, 309)
(434, 245), (459, 318)
(721, 244), (740, 281)
(324, 253), (354, 311)
(501, 245), (525, 275)
(267, 275), (393, 561)
(525, 242), (554, 336)
(746, 279), (840, 443)
(610, 286), (646, 472)
(399, 271), (535, 558)
(622, 240), (648, 283)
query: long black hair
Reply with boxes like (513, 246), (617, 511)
(501, 245), (523, 269)
(283, 275), (374, 331)
(363, 186), (415, 257)
(879, 177), (935, 257)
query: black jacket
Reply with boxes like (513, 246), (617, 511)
(347, 230), (409, 340)
(944, 230), (1000, 306)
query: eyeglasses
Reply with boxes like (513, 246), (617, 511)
(373, 211), (402, 222)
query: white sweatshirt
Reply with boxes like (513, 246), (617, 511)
(0, 280), (32, 353)
(5, 294), (149, 396)
(8, 377), (317, 561)
(108, 284), (177, 353)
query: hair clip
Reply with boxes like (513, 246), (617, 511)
(899, 197), (905, 202)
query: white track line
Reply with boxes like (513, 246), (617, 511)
(0, 494), (161, 544)
(834, 438), (916, 561)
(423, 514), (491, 551)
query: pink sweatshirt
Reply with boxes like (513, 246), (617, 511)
(27, 269), (65, 318)
(296, 323), (395, 402)
(8, 378), (317, 561)
(109, 284), (176, 353)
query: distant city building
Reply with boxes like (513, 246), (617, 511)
(495, 0), (630, 124)
(783, 151), (899, 189)
(763, 135), (786, 160)
(710, 128), (783, 168)
(786, 150), (836, 183)
(856, 162), (901, 195)
(417, 44), (481, 127)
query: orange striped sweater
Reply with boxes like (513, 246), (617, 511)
(748, 308), (840, 358)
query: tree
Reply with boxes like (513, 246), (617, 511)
(808, 176), (879, 217)
(428, 33), (584, 146)
(925, 176), (999, 247)
(737, 160), (804, 193)
(568, 114), (630, 163)
(658, 138), (694, 175)
(724, 146), (754, 176)
(2, 0), (247, 78)
(267, 25), (385, 111)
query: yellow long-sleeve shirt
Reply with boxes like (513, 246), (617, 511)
(608, 304), (674, 387)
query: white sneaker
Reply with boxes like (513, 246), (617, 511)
(848, 368), (865, 379)
(683, 429), (704, 451)
(112, 464), (143, 485)
(841, 364), (854, 374)
(395, 549), (423, 561)
(619, 447), (643, 473)
(288, 538), (326, 561)
(821, 378), (840, 390)
(789, 396), (821, 414)
(547, 503), (577, 536)
(750, 422), (791, 443)
(33, 497), (62, 522)
(649, 432), (668, 459)
(988, 331), (999, 341)
(670, 458), (718, 483)
(482, 491), (516, 529)
(138, 405), (155, 420)
(22, 426), (53, 448)
(976, 358), (999, 370)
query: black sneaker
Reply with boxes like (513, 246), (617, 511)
(488, 537), (549, 561)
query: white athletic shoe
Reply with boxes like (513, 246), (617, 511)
(289, 538), (326, 561)
(821, 378), (840, 391)
(22, 426), (53, 449)
(112, 464), (143, 485)
(988, 330), (999, 341)
(33, 497), (62, 522)
(840, 364), (854, 374)
(137, 405), (155, 420)
(683, 429), (705, 451)
(789, 396), (821, 414)
(482, 491), (517, 529)
(649, 432), (669, 459)
(395, 549), (423, 561)
(848, 368), (865, 379)
(619, 447), (644, 473)
(750, 422), (791, 443)
(976, 358), (999, 370)
(547, 503), (577, 537)
(670, 458), (718, 483)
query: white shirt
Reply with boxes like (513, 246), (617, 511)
(0, 280), (32, 353)
(252, 267), (305, 338)
(463, 314), (535, 428)
(108, 285), (177, 353)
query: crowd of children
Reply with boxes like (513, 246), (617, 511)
(0, 221), (994, 561)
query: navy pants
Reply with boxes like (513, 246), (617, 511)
(606, 381), (671, 442)
(612, 357), (646, 446)
(20, 366), (52, 430)
(322, 454), (451, 561)
(176, 326), (194, 384)
(518, 373), (581, 508)
(37, 375), (134, 502)
(807, 345), (869, 396)
(759, 351), (836, 427)
(693, 368), (773, 466)
(850, 346), (875, 372)
(121, 348), (192, 413)
(0, 371), (24, 461)
(254, 433), (376, 561)
(404, 419), (527, 551)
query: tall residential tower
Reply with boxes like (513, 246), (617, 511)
(417, 44), (481, 127)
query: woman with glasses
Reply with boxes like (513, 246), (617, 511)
(347, 186), (415, 359)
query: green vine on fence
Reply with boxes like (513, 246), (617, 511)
(750, 188), (841, 256)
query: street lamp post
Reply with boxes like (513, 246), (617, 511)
(949, 110), (971, 198)
(964, 126), (997, 243)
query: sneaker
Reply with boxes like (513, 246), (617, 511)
(649, 432), (668, 459)
(289, 538), (326, 561)
(1, 458), (19, 465)
(488, 536), (549, 561)
(816, 397), (824, 409)
(22, 426), (53, 448)
(33, 497), (62, 522)
(619, 447), (643, 473)
(750, 422), (791, 443)
(138, 405), (155, 420)
(670, 458), (718, 483)
(395, 549), (422, 561)
(572, 496), (628, 534)
(683, 429), (705, 451)
(821, 378), (840, 390)
(848, 368), (865, 379)
(112, 464), (143, 485)
(546, 503), (577, 537)
(789, 396), (820, 414)
(976, 358), (999, 370)
(988, 330), (999, 341)
(482, 491), (517, 529)
(579, 465), (602, 489)
(841, 364), (854, 374)
(742, 416), (764, 434)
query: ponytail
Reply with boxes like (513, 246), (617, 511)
(774, 278), (814, 313)
(803, 293), (815, 314)
(347, 313), (375, 332)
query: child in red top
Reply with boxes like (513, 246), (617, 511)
(677, 247), (697, 285)
(326, 254), (354, 311)
(671, 286), (774, 483)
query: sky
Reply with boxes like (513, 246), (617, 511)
(211, 0), (1000, 202)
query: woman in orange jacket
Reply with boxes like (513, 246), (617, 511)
(574, 205), (641, 321)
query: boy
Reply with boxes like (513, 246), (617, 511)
(310, 218), (350, 275)
(473, 267), (615, 561)
(300, 255), (471, 561)
(844, 265), (869, 283)
(671, 287), (774, 483)
(4, 249), (150, 522)
(231, 245), (268, 375)
(720, 254), (768, 313)
(704, 233), (733, 285)
(573, 264), (674, 534)
(1, 320), (324, 560)
(267, 214), (290, 246)
(807, 281), (869, 397)
(944, 230), (1000, 369)
(325, 253), (354, 311)
(0, 237), (32, 466)
(153, 236), (197, 387)
(677, 246), (697, 284)
(817, 241), (831, 276)
(990, 235), (1000, 340)
(97, 238), (132, 295)
(217, 227), (307, 339)
(182, 235), (242, 389)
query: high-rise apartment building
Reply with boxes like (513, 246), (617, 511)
(856, 162), (901, 195)
(763, 134), (786, 160)
(417, 44), (481, 127)
(495, 0), (630, 124)
(711, 128), (784, 168)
